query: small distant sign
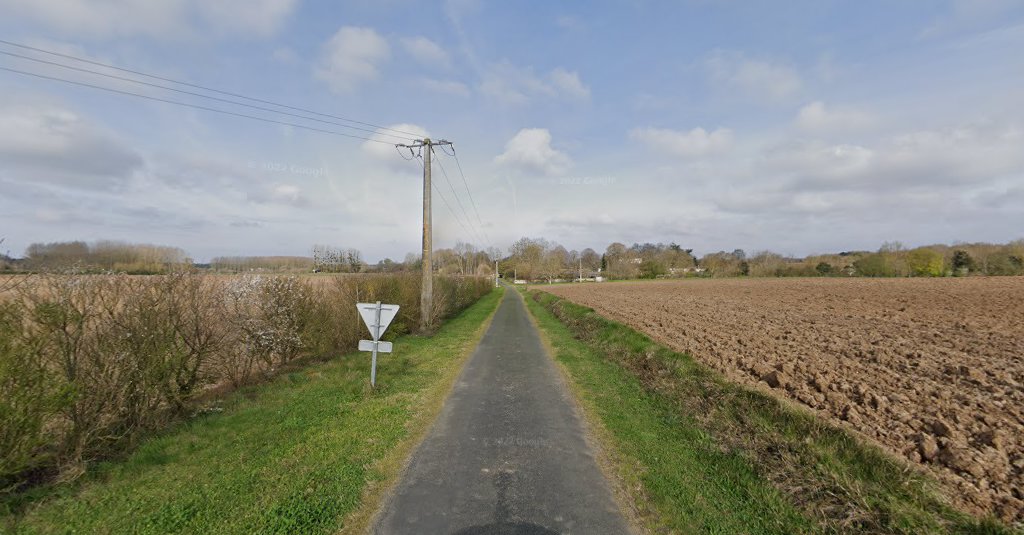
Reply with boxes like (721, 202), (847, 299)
(356, 301), (400, 387)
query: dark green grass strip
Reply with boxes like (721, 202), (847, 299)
(2, 289), (503, 535)
(524, 290), (1015, 535)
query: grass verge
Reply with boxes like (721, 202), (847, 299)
(1, 287), (503, 534)
(524, 289), (1014, 535)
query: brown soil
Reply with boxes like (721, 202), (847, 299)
(542, 277), (1024, 523)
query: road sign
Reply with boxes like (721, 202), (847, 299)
(356, 302), (400, 387)
(359, 340), (393, 353)
(357, 302), (400, 341)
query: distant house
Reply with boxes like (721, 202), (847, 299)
(574, 268), (604, 283)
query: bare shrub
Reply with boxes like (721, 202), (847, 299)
(223, 275), (314, 375)
(0, 301), (59, 484)
(0, 271), (492, 490)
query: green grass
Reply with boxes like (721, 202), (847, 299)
(524, 290), (1015, 535)
(1, 288), (503, 535)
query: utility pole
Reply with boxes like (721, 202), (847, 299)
(579, 258), (582, 283)
(421, 138), (432, 332)
(396, 137), (453, 333)
(495, 259), (499, 287)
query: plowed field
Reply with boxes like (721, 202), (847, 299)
(542, 277), (1024, 523)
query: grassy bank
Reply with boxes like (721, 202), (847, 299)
(524, 290), (1013, 535)
(1, 287), (503, 534)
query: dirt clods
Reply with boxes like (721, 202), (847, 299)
(544, 277), (1024, 523)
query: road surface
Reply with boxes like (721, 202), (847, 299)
(373, 286), (631, 534)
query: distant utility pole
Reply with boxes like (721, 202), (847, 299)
(579, 258), (582, 283)
(495, 259), (499, 287)
(396, 137), (453, 333)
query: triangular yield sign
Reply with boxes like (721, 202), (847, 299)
(356, 302), (400, 340)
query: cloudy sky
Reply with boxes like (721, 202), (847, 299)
(1, 0), (1022, 262)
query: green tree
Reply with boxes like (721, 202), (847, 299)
(639, 259), (666, 279)
(853, 253), (890, 277)
(985, 252), (1024, 275)
(906, 248), (944, 277)
(950, 250), (974, 274)
(509, 237), (549, 281)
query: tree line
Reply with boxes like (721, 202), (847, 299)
(501, 238), (1024, 281)
(7, 237), (1021, 279)
(15, 240), (191, 274)
(4, 240), (503, 276)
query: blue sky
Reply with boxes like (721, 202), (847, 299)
(1, 0), (1022, 262)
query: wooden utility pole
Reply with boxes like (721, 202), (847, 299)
(421, 138), (433, 332)
(396, 137), (453, 333)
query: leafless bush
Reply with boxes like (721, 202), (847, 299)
(0, 271), (492, 490)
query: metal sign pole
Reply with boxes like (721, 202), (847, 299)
(371, 301), (381, 387)
(357, 301), (398, 387)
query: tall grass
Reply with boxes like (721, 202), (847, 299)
(0, 272), (491, 493)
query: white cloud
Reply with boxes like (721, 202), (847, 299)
(630, 127), (734, 158)
(765, 122), (1024, 191)
(480, 62), (590, 105)
(0, 102), (143, 189)
(418, 78), (471, 97)
(764, 141), (874, 185)
(707, 51), (802, 101)
(0, 0), (296, 38)
(400, 36), (451, 68)
(361, 123), (430, 169)
(795, 101), (874, 132)
(10, 39), (180, 95)
(247, 183), (309, 207)
(549, 68), (591, 100)
(195, 0), (296, 36)
(921, 0), (1021, 38)
(314, 26), (391, 93)
(495, 128), (572, 175)
(0, 0), (184, 38)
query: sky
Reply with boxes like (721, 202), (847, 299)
(0, 0), (1022, 262)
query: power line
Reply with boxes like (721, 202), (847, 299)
(403, 153), (480, 249)
(0, 50), (418, 143)
(0, 38), (421, 139)
(431, 181), (476, 241)
(421, 155), (477, 243)
(447, 146), (493, 248)
(432, 147), (489, 248)
(0, 66), (395, 144)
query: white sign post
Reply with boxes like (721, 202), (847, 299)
(357, 301), (400, 387)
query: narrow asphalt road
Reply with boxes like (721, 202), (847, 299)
(373, 287), (631, 535)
